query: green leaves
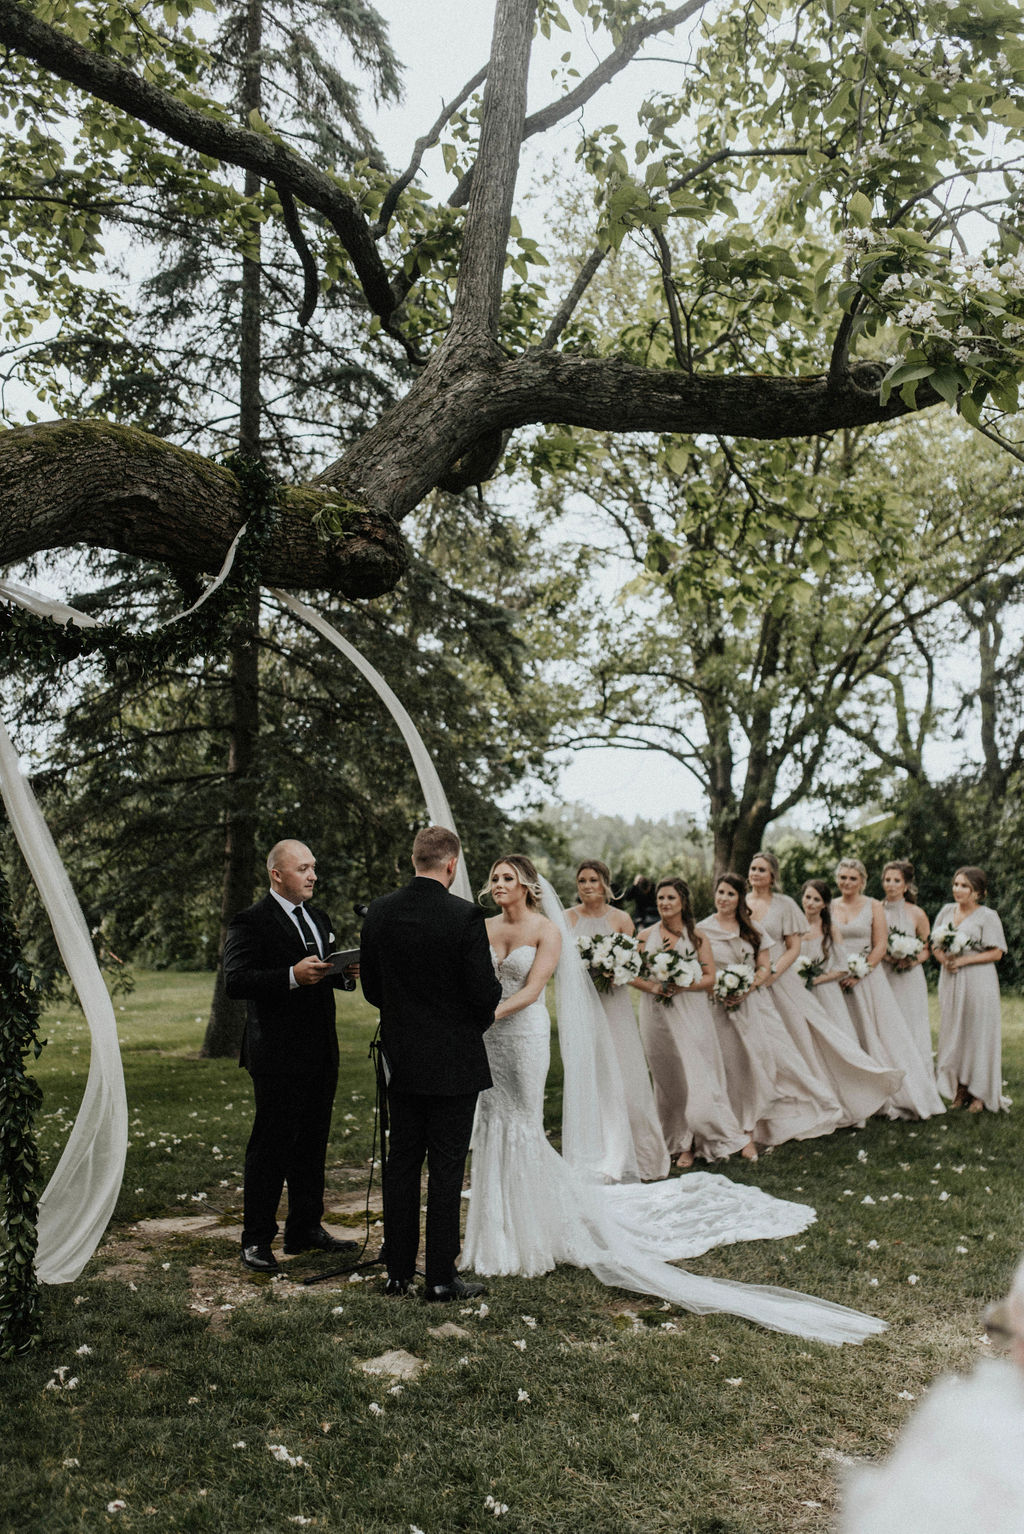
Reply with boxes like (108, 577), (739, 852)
(0, 864), (43, 1358)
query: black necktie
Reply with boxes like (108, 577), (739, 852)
(293, 903), (320, 956)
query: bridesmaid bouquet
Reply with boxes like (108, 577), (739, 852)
(846, 954), (871, 979)
(643, 947), (703, 1003)
(576, 931), (644, 991)
(886, 928), (921, 963)
(931, 923), (979, 957)
(712, 963), (755, 1005)
(794, 953), (825, 990)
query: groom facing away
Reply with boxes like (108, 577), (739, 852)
(359, 826), (500, 1301)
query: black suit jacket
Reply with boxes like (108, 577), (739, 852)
(360, 876), (500, 1095)
(224, 893), (349, 1076)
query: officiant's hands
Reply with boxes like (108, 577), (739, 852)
(294, 954), (333, 985)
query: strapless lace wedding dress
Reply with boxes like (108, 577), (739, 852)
(460, 945), (886, 1345)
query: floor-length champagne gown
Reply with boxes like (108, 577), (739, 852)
(883, 897), (933, 1072)
(933, 902), (1008, 1112)
(831, 898), (944, 1120)
(695, 917), (844, 1146)
(636, 927), (749, 1163)
(757, 893), (903, 1126)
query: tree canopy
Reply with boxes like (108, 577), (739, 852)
(3, 0), (1024, 596)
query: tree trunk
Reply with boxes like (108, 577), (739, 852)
(202, 0), (263, 1060)
(202, 588), (261, 1058)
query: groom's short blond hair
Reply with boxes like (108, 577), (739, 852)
(412, 826), (461, 870)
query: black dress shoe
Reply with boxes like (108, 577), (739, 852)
(384, 1277), (414, 1296)
(283, 1227), (358, 1256)
(424, 1275), (487, 1303)
(241, 1244), (280, 1273)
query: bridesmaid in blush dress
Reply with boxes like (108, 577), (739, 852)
(747, 853), (901, 1126)
(634, 876), (754, 1169)
(831, 858), (944, 1120)
(567, 859), (669, 1180)
(881, 860), (933, 1072)
(697, 873), (843, 1151)
(933, 865), (1008, 1113)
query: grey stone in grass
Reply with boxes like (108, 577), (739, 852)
(358, 1349), (426, 1380)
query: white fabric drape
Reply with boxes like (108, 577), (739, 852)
(0, 554), (277, 1284)
(269, 588), (473, 902)
(0, 714), (127, 1283)
(538, 876), (639, 1182)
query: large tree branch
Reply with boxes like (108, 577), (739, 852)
(315, 349), (942, 520)
(449, 0), (535, 339)
(0, 421), (405, 597)
(450, 1), (710, 207)
(0, 0), (403, 332)
(375, 65), (489, 236)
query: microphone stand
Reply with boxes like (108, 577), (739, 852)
(299, 1023), (390, 1287)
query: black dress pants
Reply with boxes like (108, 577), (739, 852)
(242, 1064), (338, 1247)
(384, 1088), (478, 1288)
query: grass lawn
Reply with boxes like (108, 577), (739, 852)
(4, 974), (1023, 1533)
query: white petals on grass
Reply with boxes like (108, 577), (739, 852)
(288, 1519), (313, 1526)
(517, 1389), (531, 1403)
(897, 1390), (916, 1401)
(867, 1240), (879, 1250)
(512, 1339), (526, 1352)
(233, 1441), (247, 1450)
(62, 1458), (79, 1469)
(907, 1274), (919, 1286)
(107, 1502), (127, 1514)
(368, 1402), (384, 1417)
(74, 1344), (92, 1356)
(44, 1366), (79, 1391)
(724, 1377), (743, 1387)
(331, 1306), (344, 1315)
(483, 1495), (509, 1516)
(268, 1444), (305, 1467)
(861, 1195), (876, 1206)
(521, 1315), (537, 1328)
(629, 1412), (640, 1423)
(956, 1245), (969, 1254)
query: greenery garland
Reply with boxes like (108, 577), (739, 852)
(0, 455), (277, 1350)
(0, 858), (44, 1357)
(0, 453), (279, 678)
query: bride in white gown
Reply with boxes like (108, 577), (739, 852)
(460, 855), (887, 1346)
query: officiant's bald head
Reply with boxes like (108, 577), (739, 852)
(267, 840), (317, 905)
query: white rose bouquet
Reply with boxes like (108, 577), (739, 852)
(711, 963), (756, 1006)
(642, 946), (704, 1004)
(846, 953), (871, 980)
(794, 953), (824, 990)
(886, 928), (921, 964)
(576, 931), (644, 992)
(931, 923), (979, 957)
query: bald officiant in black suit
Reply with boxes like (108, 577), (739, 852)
(224, 838), (359, 1273)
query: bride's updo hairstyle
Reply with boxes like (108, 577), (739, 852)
(752, 850), (781, 888)
(882, 860), (918, 902)
(715, 872), (761, 961)
(481, 854), (544, 910)
(954, 865), (988, 902)
(835, 856), (868, 888)
(655, 876), (698, 952)
(575, 858), (615, 902)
